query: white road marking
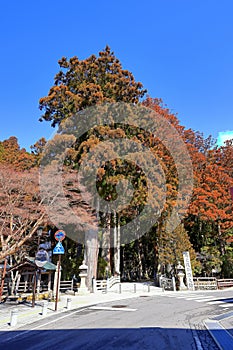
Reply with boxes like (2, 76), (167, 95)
(219, 304), (233, 308)
(89, 306), (137, 312)
(208, 301), (224, 305)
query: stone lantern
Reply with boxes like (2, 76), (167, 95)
(78, 260), (89, 294)
(176, 261), (187, 291)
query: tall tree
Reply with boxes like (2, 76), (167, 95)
(39, 45), (146, 127)
(38, 47), (147, 286)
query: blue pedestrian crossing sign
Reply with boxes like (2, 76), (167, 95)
(53, 241), (65, 255)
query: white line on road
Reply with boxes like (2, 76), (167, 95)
(89, 306), (137, 312)
(219, 304), (233, 308)
(208, 301), (224, 305)
(186, 296), (214, 300)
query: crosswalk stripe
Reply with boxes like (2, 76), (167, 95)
(208, 301), (224, 304)
(219, 304), (233, 308)
(186, 296), (213, 300)
(195, 298), (217, 302)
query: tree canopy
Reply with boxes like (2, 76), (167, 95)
(39, 46), (147, 127)
(1, 46), (233, 284)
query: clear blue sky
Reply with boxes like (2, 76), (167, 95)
(0, 0), (232, 150)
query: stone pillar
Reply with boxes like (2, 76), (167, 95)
(176, 262), (187, 291)
(78, 261), (89, 295)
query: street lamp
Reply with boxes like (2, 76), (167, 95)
(31, 230), (48, 307)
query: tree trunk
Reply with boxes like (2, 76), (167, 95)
(85, 229), (99, 290)
(113, 212), (121, 275)
(101, 211), (111, 271)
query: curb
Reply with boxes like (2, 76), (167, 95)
(204, 317), (233, 350)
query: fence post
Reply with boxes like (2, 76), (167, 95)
(42, 301), (48, 316)
(119, 283), (122, 294)
(67, 297), (72, 310)
(172, 277), (176, 291)
(92, 278), (96, 293)
(10, 309), (18, 326)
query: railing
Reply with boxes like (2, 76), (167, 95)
(217, 279), (233, 289)
(193, 277), (217, 290)
(59, 280), (74, 292)
(159, 276), (175, 291)
(93, 276), (121, 293)
(107, 276), (121, 290)
(93, 279), (107, 293)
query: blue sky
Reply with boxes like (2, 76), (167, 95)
(0, 0), (232, 150)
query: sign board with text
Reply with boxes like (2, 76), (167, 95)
(183, 251), (195, 291)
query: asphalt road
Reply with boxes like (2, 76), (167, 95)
(1, 289), (233, 350)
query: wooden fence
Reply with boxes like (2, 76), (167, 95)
(193, 277), (218, 290)
(217, 279), (233, 289)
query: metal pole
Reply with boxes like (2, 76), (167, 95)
(0, 258), (7, 302)
(32, 270), (37, 307)
(55, 254), (61, 311)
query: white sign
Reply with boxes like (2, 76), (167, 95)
(183, 251), (195, 291)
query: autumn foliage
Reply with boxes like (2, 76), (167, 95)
(0, 46), (233, 281)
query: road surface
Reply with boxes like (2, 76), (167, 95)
(1, 289), (233, 349)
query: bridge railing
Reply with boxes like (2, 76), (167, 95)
(92, 276), (121, 293)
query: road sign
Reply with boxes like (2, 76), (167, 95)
(54, 230), (66, 241)
(53, 241), (65, 255)
(35, 249), (49, 267)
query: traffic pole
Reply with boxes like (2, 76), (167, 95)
(55, 254), (61, 311)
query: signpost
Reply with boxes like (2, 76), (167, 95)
(53, 230), (65, 311)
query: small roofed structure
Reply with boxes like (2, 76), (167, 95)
(7, 256), (56, 296)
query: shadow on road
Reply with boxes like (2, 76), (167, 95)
(0, 327), (224, 350)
